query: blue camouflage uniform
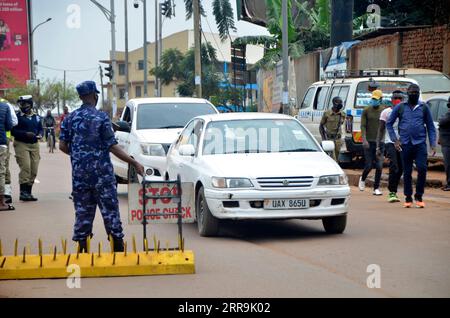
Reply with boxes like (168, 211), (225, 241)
(60, 82), (124, 242)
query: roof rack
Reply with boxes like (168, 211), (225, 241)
(325, 68), (407, 80)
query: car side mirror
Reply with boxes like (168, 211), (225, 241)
(322, 141), (335, 152)
(113, 121), (131, 133)
(178, 144), (195, 157)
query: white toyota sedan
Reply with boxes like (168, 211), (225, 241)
(166, 113), (350, 237)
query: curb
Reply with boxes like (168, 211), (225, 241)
(345, 171), (444, 189)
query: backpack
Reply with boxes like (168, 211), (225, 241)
(398, 102), (429, 123)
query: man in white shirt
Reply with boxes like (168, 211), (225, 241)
(376, 91), (405, 203)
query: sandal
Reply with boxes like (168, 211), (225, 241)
(0, 204), (15, 211)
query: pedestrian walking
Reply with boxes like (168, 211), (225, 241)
(320, 96), (346, 162)
(386, 84), (437, 208)
(11, 95), (42, 202)
(0, 98), (18, 204)
(438, 97), (450, 191)
(359, 89), (385, 196)
(60, 81), (144, 253)
(42, 110), (56, 148)
(0, 99), (14, 211)
(376, 90), (405, 203)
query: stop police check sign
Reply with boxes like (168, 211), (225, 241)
(128, 182), (195, 225)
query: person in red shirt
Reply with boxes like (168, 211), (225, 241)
(59, 106), (70, 129)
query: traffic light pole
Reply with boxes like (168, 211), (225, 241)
(281, 0), (289, 115)
(158, 2), (163, 97)
(154, 0), (160, 97)
(99, 65), (106, 111)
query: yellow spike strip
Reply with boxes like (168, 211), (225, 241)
(14, 239), (18, 257)
(87, 236), (91, 254)
(144, 239), (149, 255)
(53, 246), (57, 261)
(22, 247), (26, 263)
(61, 238), (67, 255)
(0, 239), (2, 257)
(109, 235), (114, 254)
(98, 242), (102, 258)
(0, 257), (5, 268)
(91, 253), (94, 267)
(38, 239), (42, 257)
(132, 235), (137, 254)
(65, 254), (71, 267)
(124, 241), (127, 257)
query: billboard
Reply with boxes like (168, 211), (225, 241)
(0, 0), (30, 89)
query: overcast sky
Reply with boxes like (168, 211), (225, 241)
(32, 0), (269, 87)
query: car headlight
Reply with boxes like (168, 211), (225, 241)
(140, 143), (166, 157)
(318, 175), (348, 186)
(211, 177), (254, 189)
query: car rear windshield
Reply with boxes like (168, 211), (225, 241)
(136, 103), (217, 130)
(203, 119), (321, 155)
(406, 74), (450, 93)
(355, 81), (413, 109)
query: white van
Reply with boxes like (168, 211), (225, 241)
(296, 70), (418, 163)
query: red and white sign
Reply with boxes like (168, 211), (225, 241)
(128, 182), (195, 225)
(0, 0), (30, 89)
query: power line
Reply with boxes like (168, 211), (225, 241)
(37, 65), (98, 73)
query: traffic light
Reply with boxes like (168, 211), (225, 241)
(104, 65), (114, 81)
(160, 0), (174, 18)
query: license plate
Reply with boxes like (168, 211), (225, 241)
(264, 199), (309, 210)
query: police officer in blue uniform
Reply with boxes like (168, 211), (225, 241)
(59, 81), (144, 252)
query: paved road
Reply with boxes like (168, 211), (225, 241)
(0, 144), (449, 298)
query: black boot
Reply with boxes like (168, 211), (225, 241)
(113, 238), (125, 252)
(27, 184), (38, 202)
(4, 195), (12, 204)
(20, 184), (33, 201)
(77, 240), (88, 254)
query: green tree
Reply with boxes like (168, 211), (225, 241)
(151, 43), (222, 99)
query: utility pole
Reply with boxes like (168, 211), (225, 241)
(61, 70), (66, 117)
(281, 0), (289, 115)
(154, 0), (160, 97)
(193, 0), (202, 98)
(158, 2), (163, 97)
(124, 0), (130, 101)
(143, 0), (148, 97)
(99, 65), (106, 111)
(110, 0), (117, 118)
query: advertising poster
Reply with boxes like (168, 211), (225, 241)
(0, 0), (30, 89)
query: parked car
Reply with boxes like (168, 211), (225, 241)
(296, 69), (418, 164)
(112, 98), (218, 183)
(427, 95), (449, 162)
(405, 69), (450, 100)
(166, 113), (350, 237)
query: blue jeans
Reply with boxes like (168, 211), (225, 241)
(401, 142), (428, 198)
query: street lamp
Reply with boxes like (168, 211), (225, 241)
(30, 17), (52, 80)
(133, 0), (149, 97)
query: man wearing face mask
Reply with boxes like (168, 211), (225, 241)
(438, 97), (450, 191)
(59, 81), (144, 253)
(11, 95), (43, 202)
(359, 90), (385, 196)
(320, 96), (346, 162)
(376, 91), (405, 203)
(386, 84), (437, 208)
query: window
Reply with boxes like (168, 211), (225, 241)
(437, 101), (448, 121)
(301, 87), (315, 109)
(119, 63), (125, 76)
(119, 89), (126, 100)
(327, 86), (350, 109)
(137, 60), (144, 71)
(355, 81), (413, 109)
(427, 100), (440, 121)
(175, 120), (196, 150)
(122, 106), (132, 124)
(314, 86), (329, 110)
(407, 74), (450, 94)
(135, 86), (142, 98)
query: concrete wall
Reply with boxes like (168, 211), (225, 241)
(294, 52), (320, 105)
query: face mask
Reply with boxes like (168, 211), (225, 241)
(392, 99), (402, 106)
(369, 99), (381, 108)
(408, 93), (420, 105)
(333, 103), (343, 111)
(20, 104), (32, 114)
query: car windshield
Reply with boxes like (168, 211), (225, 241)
(355, 81), (413, 108)
(136, 103), (217, 130)
(203, 119), (321, 155)
(407, 74), (450, 93)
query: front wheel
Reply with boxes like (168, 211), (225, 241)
(196, 187), (219, 237)
(322, 215), (347, 234)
